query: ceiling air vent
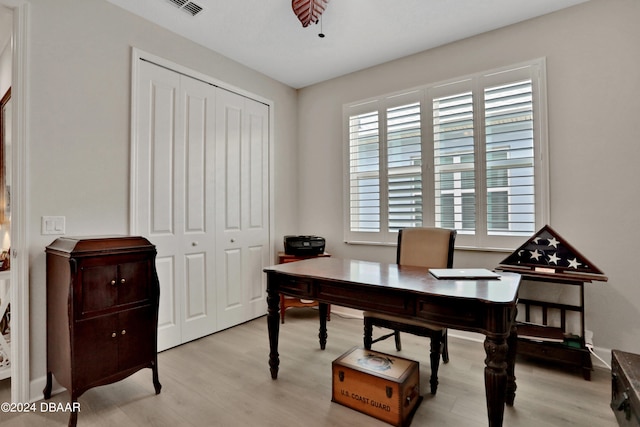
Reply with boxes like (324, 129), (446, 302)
(166, 0), (203, 16)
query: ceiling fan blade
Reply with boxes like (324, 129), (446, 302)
(292, 0), (329, 28)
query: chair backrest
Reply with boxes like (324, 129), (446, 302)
(396, 227), (456, 268)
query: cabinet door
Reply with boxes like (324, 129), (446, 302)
(74, 314), (119, 387)
(117, 306), (156, 371)
(80, 264), (118, 316)
(117, 260), (153, 306)
(79, 260), (152, 317)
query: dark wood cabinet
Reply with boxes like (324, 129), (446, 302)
(44, 236), (161, 427)
(612, 350), (640, 426)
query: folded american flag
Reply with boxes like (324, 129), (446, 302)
(499, 225), (604, 276)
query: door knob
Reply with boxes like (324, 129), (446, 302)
(192, 241), (198, 246)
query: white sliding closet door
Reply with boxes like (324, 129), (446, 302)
(132, 56), (270, 351)
(215, 89), (270, 330)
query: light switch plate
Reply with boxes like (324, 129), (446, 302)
(41, 216), (66, 235)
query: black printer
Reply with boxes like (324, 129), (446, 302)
(283, 235), (325, 256)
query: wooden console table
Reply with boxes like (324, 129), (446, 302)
(264, 257), (522, 427)
(277, 251), (330, 324)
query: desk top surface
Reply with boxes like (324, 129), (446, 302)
(265, 257), (520, 304)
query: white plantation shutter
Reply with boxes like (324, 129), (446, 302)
(484, 79), (535, 236)
(344, 59), (548, 249)
(348, 110), (380, 232)
(387, 102), (422, 231)
(432, 90), (476, 233)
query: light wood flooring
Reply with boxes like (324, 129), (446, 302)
(0, 308), (617, 426)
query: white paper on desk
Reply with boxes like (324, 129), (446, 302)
(429, 268), (501, 280)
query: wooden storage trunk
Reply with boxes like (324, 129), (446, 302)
(332, 347), (422, 427)
(612, 350), (640, 426)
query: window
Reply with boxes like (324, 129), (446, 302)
(344, 60), (548, 249)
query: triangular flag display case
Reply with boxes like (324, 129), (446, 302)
(496, 225), (607, 380)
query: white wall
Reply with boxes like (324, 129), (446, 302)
(297, 0), (640, 357)
(26, 0), (299, 388)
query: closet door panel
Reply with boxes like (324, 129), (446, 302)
(155, 255), (179, 348)
(243, 101), (270, 319)
(135, 61), (182, 350)
(179, 76), (217, 343)
(215, 90), (269, 329)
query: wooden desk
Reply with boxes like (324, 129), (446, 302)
(264, 257), (521, 427)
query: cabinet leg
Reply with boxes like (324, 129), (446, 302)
(68, 407), (78, 427)
(43, 371), (52, 399)
(152, 361), (162, 394)
(67, 394), (79, 427)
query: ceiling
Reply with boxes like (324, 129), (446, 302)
(2, 1), (591, 89)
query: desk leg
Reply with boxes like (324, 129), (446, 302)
(484, 336), (508, 427)
(267, 287), (280, 379)
(318, 303), (328, 350)
(505, 324), (517, 406)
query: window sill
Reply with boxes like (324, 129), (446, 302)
(345, 240), (514, 253)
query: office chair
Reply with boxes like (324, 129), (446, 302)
(363, 227), (456, 395)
